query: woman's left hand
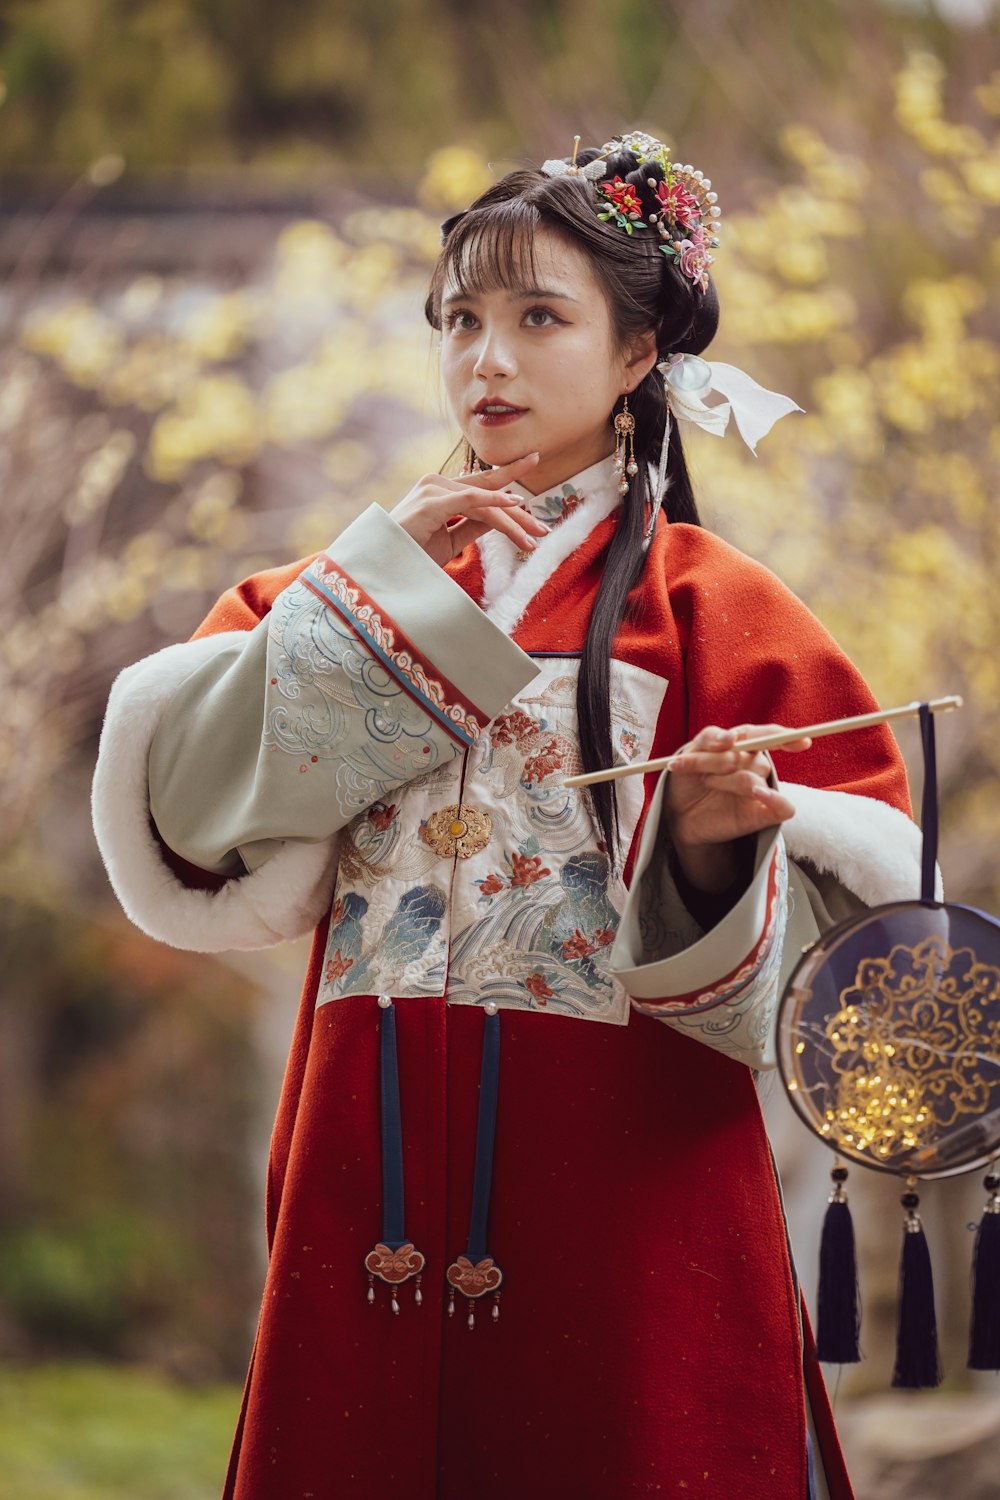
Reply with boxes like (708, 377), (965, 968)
(665, 724), (812, 893)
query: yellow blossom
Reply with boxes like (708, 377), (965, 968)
(342, 244), (401, 310)
(146, 374), (261, 482)
(185, 470), (243, 542)
(20, 299), (123, 386)
(418, 146), (493, 211)
(343, 207), (443, 265)
(63, 430), (136, 524)
(181, 291), (257, 362)
(774, 240), (830, 286)
(273, 221), (350, 305)
(117, 276), (165, 323)
(262, 364), (352, 446)
(812, 369), (882, 460)
(962, 151), (1000, 205)
(101, 335), (200, 412)
(973, 72), (1000, 115)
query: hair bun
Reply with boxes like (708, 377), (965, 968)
(661, 277), (720, 359)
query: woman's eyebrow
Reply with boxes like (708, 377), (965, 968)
(510, 286), (579, 303)
(441, 286), (580, 307)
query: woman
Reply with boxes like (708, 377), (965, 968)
(93, 132), (922, 1499)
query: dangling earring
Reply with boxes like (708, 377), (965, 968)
(613, 395), (638, 496)
(460, 440), (482, 476)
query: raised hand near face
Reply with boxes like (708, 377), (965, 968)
(391, 452), (548, 567)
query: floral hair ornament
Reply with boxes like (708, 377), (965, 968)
(644, 354), (803, 548)
(541, 131), (720, 290)
(604, 130), (720, 291)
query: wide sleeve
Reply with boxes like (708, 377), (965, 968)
(610, 526), (925, 1068)
(92, 504), (538, 953)
(612, 761), (793, 1068)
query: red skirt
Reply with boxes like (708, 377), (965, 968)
(223, 926), (853, 1500)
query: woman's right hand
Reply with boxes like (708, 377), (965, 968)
(391, 452), (549, 566)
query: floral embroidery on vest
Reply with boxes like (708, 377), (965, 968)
(317, 658), (668, 1023)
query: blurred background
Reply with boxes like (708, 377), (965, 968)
(0, 0), (998, 1495)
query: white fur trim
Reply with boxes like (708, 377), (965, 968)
(781, 781), (937, 906)
(92, 634), (339, 952)
(478, 481), (621, 637)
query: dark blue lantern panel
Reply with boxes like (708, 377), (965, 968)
(777, 901), (1000, 1179)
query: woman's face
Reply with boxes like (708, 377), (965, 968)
(439, 226), (653, 495)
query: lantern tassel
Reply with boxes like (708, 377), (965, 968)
(816, 1163), (861, 1364)
(969, 1167), (1000, 1371)
(892, 1183), (941, 1389)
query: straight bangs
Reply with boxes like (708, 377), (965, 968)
(425, 200), (544, 327)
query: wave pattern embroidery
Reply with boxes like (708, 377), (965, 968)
(265, 578), (458, 824)
(303, 556), (486, 746)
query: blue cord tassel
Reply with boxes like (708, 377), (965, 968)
(364, 996), (426, 1310)
(816, 1164), (861, 1364)
(446, 1005), (504, 1328)
(969, 1168), (1000, 1371)
(892, 1184), (941, 1388)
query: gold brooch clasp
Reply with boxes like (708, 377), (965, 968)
(422, 803), (493, 860)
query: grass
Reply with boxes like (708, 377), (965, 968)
(0, 1362), (242, 1500)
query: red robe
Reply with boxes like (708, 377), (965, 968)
(170, 515), (909, 1500)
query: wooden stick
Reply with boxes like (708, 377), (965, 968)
(561, 695), (963, 789)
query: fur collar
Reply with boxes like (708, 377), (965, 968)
(478, 453), (621, 637)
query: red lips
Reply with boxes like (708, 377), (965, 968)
(473, 397), (526, 413)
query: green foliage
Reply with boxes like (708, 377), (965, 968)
(0, 1216), (191, 1353)
(0, 0), (990, 173)
(0, 905), (266, 1376)
(0, 1362), (239, 1500)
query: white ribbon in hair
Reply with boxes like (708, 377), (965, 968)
(656, 353), (803, 456)
(644, 354), (803, 550)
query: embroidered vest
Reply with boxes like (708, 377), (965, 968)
(318, 653), (666, 1024)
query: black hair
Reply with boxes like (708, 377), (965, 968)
(425, 145), (720, 860)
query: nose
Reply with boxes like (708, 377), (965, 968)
(472, 323), (518, 382)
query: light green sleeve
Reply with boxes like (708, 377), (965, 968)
(149, 505), (538, 875)
(610, 763), (869, 1069)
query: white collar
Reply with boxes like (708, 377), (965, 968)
(506, 451), (621, 519)
(478, 453), (622, 637)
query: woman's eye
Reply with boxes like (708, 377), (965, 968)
(524, 306), (560, 327)
(442, 306), (562, 332)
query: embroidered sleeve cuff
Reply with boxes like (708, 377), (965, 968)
(612, 820), (784, 1002)
(617, 829), (788, 1069)
(610, 760), (789, 1067)
(305, 503), (538, 745)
